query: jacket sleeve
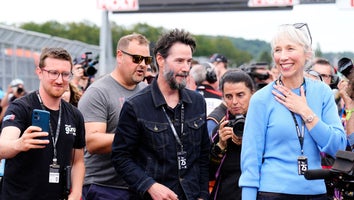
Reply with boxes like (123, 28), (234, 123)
(111, 101), (155, 196)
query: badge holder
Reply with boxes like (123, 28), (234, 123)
(49, 158), (60, 183)
(298, 155), (308, 175)
(177, 150), (187, 170)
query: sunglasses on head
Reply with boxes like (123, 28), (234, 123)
(120, 50), (153, 65)
(282, 23), (312, 45)
(293, 23), (312, 45)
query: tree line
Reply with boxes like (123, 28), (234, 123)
(18, 20), (353, 68)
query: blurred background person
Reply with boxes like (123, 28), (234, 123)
(337, 57), (354, 127)
(208, 69), (255, 200)
(210, 53), (228, 82)
(186, 59), (200, 90)
(71, 53), (98, 94)
(62, 82), (82, 107)
(0, 79), (27, 124)
(240, 62), (274, 91)
(143, 63), (157, 85)
(337, 57), (354, 150)
(308, 58), (337, 87)
(190, 62), (222, 115)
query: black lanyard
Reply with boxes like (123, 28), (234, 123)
(162, 103), (184, 151)
(290, 112), (305, 155)
(36, 91), (62, 162)
(278, 78), (305, 155)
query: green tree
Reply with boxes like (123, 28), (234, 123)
(258, 50), (272, 64)
(315, 43), (323, 58)
(19, 20), (269, 63)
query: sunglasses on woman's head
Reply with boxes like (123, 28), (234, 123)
(282, 23), (312, 45)
(120, 50), (153, 65)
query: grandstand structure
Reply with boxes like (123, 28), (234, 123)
(0, 24), (101, 92)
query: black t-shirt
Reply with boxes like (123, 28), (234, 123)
(0, 91), (85, 200)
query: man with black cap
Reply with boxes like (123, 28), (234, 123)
(210, 53), (228, 82)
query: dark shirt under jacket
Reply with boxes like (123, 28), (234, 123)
(111, 78), (210, 200)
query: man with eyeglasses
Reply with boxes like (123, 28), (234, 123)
(79, 33), (151, 200)
(309, 58), (335, 86)
(0, 47), (85, 200)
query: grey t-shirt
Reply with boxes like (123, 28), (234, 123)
(78, 74), (146, 188)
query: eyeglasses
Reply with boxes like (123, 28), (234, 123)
(120, 50), (153, 65)
(293, 23), (312, 45)
(306, 70), (323, 82)
(41, 68), (72, 81)
(320, 74), (332, 80)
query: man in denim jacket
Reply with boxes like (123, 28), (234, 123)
(111, 29), (210, 200)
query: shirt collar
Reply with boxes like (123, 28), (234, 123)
(150, 75), (193, 108)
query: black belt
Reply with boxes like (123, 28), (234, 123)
(257, 192), (327, 200)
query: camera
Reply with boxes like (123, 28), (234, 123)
(240, 62), (271, 90)
(338, 57), (353, 79)
(305, 150), (354, 199)
(16, 87), (23, 94)
(74, 52), (99, 77)
(225, 114), (245, 137)
(11, 85), (25, 96)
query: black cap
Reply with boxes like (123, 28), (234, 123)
(210, 53), (228, 63)
(337, 57), (353, 78)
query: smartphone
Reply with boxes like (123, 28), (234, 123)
(32, 109), (50, 139)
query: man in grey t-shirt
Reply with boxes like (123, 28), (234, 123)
(79, 33), (152, 200)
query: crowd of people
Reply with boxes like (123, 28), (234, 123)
(0, 24), (353, 200)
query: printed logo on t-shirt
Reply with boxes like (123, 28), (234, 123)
(3, 114), (15, 122)
(65, 124), (76, 136)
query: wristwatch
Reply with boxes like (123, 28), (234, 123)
(212, 143), (227, 156)
(304, 113), (316, 123)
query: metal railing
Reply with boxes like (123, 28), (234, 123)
(0, 24), (101, 92)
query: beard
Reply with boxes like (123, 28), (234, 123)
(163, 64), (188, 90)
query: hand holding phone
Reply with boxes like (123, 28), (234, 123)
(32, 109), (50, 140)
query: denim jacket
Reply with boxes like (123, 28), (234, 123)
(112, 79), (210, 200)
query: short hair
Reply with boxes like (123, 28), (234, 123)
(116, 33), (150, 51)
(271, 24), (313, 63)
(309, 57), (334, 74)
(38, 47), (72, 69)
(190, 62), (216, 85)
(219, 69), (255, 93)
(153, 28), (196, 60)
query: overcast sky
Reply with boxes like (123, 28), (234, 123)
(1, 0), (354, 53)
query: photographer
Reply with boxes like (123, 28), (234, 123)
(71, 53), (98, 94)
(207, 69), (255, 200)
(0, 79), (27, 124)
(240, 62), (275, 91)
(337, 58), (354, 151)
